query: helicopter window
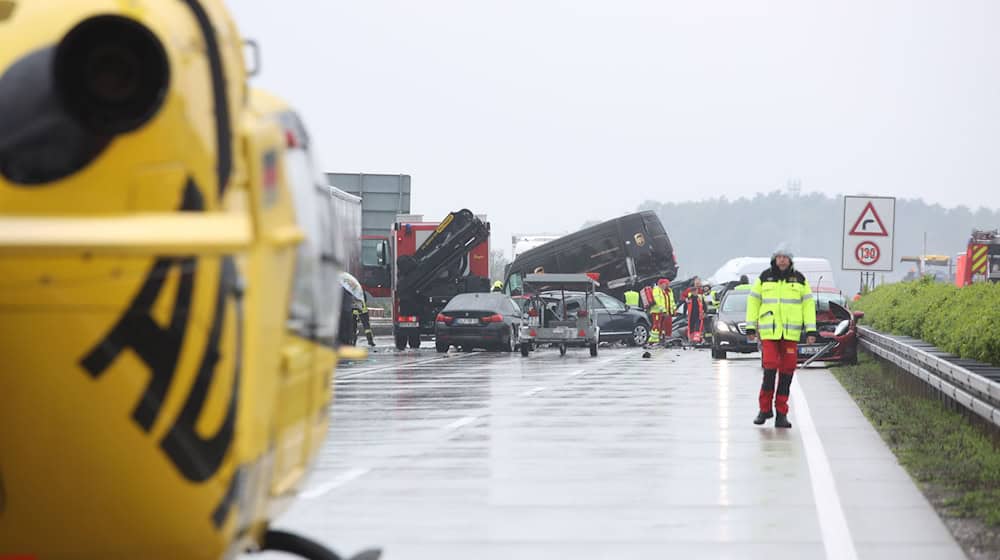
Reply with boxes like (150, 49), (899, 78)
(283, 116), (340, 343)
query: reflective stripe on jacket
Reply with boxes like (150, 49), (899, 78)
(745, 269), (817, 341)
(652, 285), (675, 314)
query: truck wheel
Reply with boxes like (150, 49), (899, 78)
(395, 335), (407, 350)
(589, 342), (598, 357)
(408, 334), (421, 349)
(520, 343), (530, 357)
(435, 342), (449, 353)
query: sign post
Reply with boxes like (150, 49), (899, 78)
(842, 196), (895, 291)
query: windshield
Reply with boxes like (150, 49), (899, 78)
(596, 293), (625, 311)
(444, 293), (505, 311)
(721, 293), (748, 313)
(815, 291), (846, 312)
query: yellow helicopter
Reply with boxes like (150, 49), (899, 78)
(0, 1), (377, 559)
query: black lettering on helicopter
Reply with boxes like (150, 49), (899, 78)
(160, 256), (242, 482)
(80, 182), (204, 430)
(80, 180), (244, 525)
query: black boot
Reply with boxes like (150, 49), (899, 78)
(775, 414), (792, 429)
(753, 410), (773, 425)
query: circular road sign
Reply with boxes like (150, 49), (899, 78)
(855, 241), (880, 266)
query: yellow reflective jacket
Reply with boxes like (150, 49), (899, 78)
(624, 290), (640, 308)
(652, 285), (675, 314)
(745, 268), (817, 341)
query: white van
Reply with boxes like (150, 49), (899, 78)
(709, 256), (837, 291)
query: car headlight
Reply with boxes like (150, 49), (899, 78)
(716, 321), (731, 333)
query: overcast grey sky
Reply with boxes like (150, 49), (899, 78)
(230, 0), (999, 257)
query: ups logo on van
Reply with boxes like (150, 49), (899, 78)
(634, 233), (646, 247)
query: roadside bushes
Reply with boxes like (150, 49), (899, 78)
(854, 278), (1000, 366)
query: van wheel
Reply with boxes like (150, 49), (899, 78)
(589, 342), (598, 357)
(520, 343), (530, 357)
(395, 335), (407, 350)
(436, 342), (449, 353)
(559, 344), (567, 356)
(711, 346), (726, 360)
(408, 334), (421, 349)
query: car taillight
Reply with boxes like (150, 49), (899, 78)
(578, 329), (586, 337)
(481, 314), (504, 323)
(398, 315), (417, 323)
(529, 329), (537, 337)
(436, 313), (453, 324)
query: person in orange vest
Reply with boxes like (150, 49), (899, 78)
(682, 277), (706, 343)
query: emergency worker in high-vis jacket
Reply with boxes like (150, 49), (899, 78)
(623, 288), (641, 309)
(654, 279), (675, 345)
(745, 248), (817, 429)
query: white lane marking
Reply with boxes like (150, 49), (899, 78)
(566, 369), (586, 377)
(792, 381), (858, 560)
(301, 467), (371, 499)
(338, 351), (477, 379)
(441, 415), (479, 432)
(519, 386), (546, 397)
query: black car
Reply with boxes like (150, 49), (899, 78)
(710, 289), (757, 359)
(435, 292), (523, 352)
(539, 291), (651, 346)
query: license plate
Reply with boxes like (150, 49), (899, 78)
(455, 318), (479, 325)
(398, 322), (418, 328)
(553, 327), (567, 336)
(799, 345), (823, 355)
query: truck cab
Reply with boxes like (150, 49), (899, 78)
(386, 211), (491, 349)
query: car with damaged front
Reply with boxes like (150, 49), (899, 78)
(795, 288), (862, 365)
(711, 286), (862, 363)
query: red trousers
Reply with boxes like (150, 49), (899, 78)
(658, 313), (672, 341)
(759, 339), (798, 415)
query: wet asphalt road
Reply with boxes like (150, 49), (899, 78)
(245, 339), (965, 560)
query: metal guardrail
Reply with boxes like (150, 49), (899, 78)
(858, 326), (1000, 428)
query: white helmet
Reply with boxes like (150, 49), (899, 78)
(771, 243), (794, 260)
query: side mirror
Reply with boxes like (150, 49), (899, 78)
(834, 319), (851, 337)
(377, 240), (388, 267)
(852, 310), (865, 320)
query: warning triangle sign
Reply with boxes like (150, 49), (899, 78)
(849, 202), (889, 236)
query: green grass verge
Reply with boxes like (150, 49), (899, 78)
(832, 354), (1000, 525)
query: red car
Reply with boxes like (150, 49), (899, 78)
(797, 287), (864, 365)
